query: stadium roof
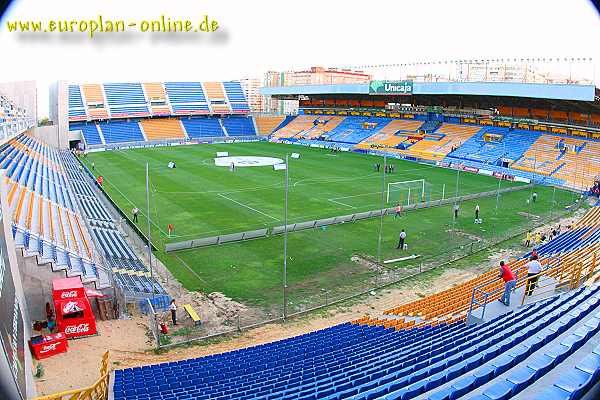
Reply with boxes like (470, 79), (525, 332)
(261, 81), (596, 102)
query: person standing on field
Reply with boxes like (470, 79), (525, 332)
(474, 204), (480, 224)
(132, 207), (139, 223)
(394, 203), (402, 219)
(397, 229), (407, 250)
(169, 299), (178, 326)
(453, 203), (460, 220)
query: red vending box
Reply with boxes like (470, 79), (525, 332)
(52, 277), (98, 339)
(29, 333), (68, 360)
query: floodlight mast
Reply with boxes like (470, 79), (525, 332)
(283, 154), (289, 320)
(146, 162), (159, 349)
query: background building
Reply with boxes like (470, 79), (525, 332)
(239, 78), (264, 113)
(0, 80), (37, 123)
(263, 67), (372, 114)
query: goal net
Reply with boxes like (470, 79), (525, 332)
(387, 179), (432, 205)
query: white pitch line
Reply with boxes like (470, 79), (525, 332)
(330, 190), (383, 201)
(217, 193), (280, 221)
(328, 198), (356, 209)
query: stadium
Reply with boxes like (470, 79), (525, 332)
(2, 2), (600, 399)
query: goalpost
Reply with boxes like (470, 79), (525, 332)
(387, 179), (431, 205)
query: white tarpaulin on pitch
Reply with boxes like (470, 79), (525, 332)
(214, 156), (284, 168)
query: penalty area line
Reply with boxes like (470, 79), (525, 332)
(217, 193), (280, 221)
(327, 198), (356, 209)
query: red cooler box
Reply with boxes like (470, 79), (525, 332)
(29, 333), (68, 360)
(53, 278), (98, 339)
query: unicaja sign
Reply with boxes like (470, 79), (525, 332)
(369, 80), (413, 95)
(64, 323), (90, 335)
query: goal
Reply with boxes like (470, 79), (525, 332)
(386, 179), (431, 205)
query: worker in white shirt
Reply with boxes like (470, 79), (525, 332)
(525, 255), (543, 296)
(474, 204), (481, 224)
(396, 229), (407, 250)
(169, 299), (178, 326)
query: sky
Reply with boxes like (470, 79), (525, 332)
(0, 0), (599, 118)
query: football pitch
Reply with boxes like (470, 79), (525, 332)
(82, 142), (577, 313)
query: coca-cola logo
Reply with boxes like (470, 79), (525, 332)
(61, 290), (79, 299)
(64, 323), (90, 335)
(40, 343), (59, 353)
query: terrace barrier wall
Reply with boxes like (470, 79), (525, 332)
(165, 184), (533, 252)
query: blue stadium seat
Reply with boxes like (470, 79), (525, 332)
(103, 83), (149, 117)
(222, 116), (256, 136)
(181, 117), (224, 138)
(98, 120), (145, 143)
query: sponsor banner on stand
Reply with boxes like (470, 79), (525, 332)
(369, 80), (413, 95)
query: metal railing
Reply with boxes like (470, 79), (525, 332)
(467, 270), (520, 322)
(467, 250), (597, 323)
(34, 352), (110, 400)
(520, 253), (598, 306)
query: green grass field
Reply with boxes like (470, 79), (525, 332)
(82, 142), (577, 315)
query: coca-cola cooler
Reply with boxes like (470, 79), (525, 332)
(52, 277), (97, 338)
(29, 332), (68, 360)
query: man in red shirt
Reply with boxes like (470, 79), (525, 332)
(499, 261), (516, 306)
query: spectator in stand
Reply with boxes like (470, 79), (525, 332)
(525, 255), (543, 296)
(498, 261), (516, 306)
(531, 247), (539, 258)
(525, 231), (533, 247)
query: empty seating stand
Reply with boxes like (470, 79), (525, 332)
(222, 116), (256, 136)
(326, 117), (392, 144)
(181, 117), (225, 138)
(254, 115), (287, 135)
(0, 135), (109, 288)
(143, 82), (171, 116)
(69, 122), (103, 146)
(447, 128), (541, 165)
(112, 285), (600, 400)
(98, 120), (145, 144)
(60, 150), (168, 299)
(68, 85), (87, 121)
(81, 83), (109, 119)
(165, 82), (210, 114)
(103, 83), (149, 117)
(222, 81), (250, 113)
(140, 119), (186, 141)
